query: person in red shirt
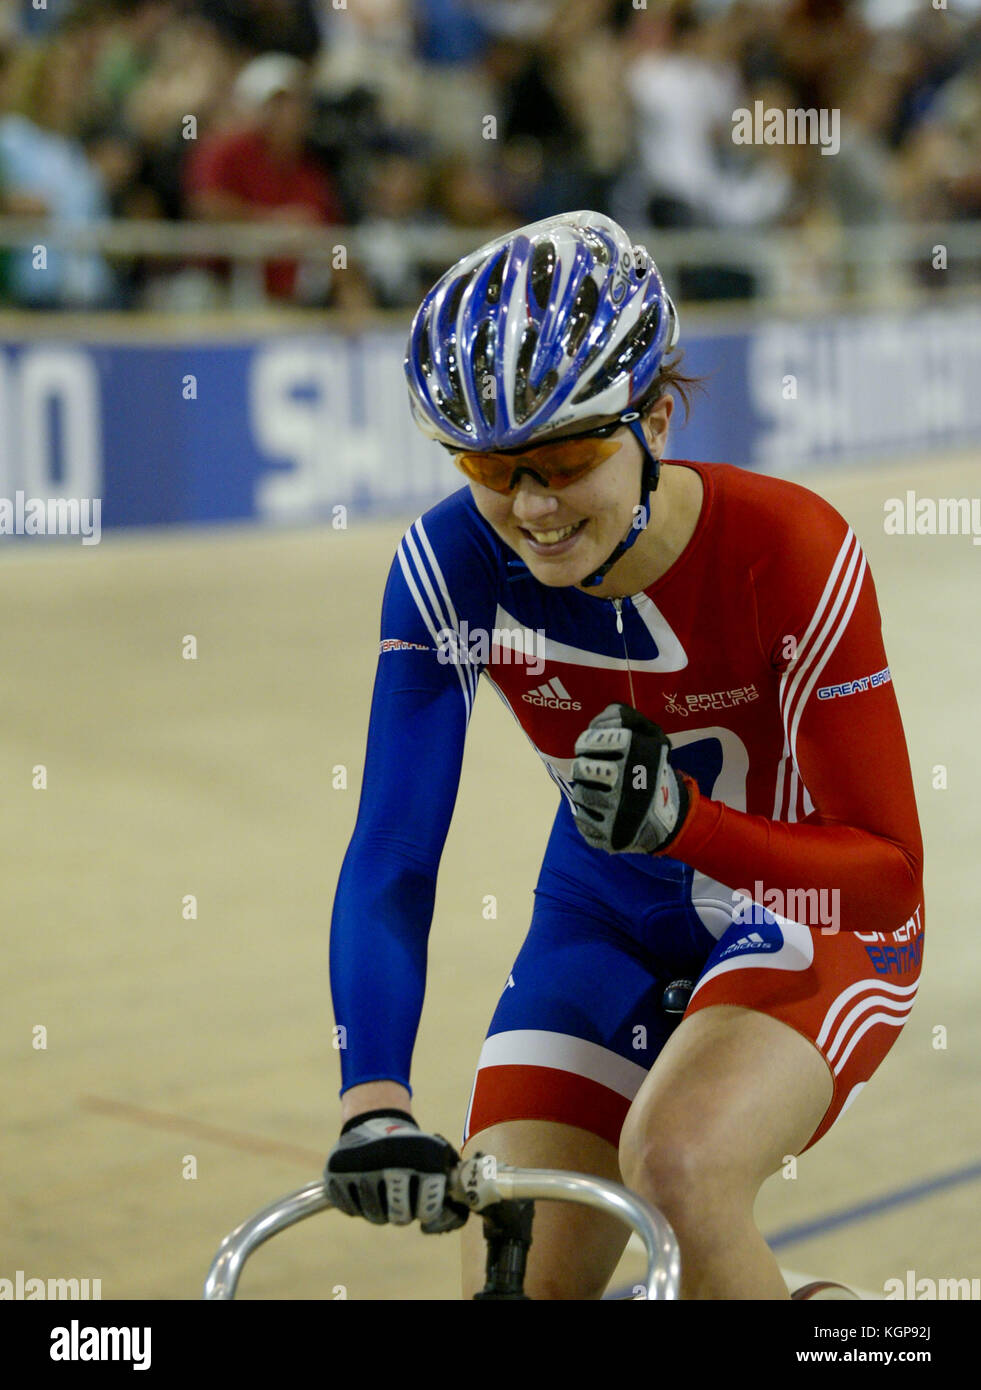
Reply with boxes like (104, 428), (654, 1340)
(184, 52), (342, 301)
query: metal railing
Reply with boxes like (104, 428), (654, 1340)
(0, 215), (978, 264)
(1, 216), (978, 310)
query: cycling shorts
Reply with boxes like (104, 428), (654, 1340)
(463, 803), (923, 1155)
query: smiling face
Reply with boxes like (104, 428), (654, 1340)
(466, 395), (673, 589)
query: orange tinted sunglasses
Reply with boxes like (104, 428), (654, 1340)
(453, 431), (624, 494)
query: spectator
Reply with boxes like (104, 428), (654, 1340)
(896, 48), (981, 226)
(610, 4), (790, 299)
(406, 0), (496, 155)
(428, 151), (513, 232)
(775, 0), (872, 112)
(355, 142), (439, 308)
(614, 5), (789, 230)
(482, 33), (598, 219)
(88, 0), (177, 124)
(0, 0), (975, 310)
(313, 0), (420, 146)
(123, 14), (240, 220)
(183, 51), (348, 304)
(0, 35), (118, 307)
(308, 85), (405, 226)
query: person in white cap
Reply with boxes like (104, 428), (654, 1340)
(183, 52), (343, 301)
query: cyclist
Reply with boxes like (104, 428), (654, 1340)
(324, 211), (924, 1299)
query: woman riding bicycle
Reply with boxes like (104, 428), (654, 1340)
(324, 211), (924, 1299)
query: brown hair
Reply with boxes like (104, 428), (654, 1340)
(640, 348), (707, 426)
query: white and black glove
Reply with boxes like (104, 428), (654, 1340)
(570, 704), (691, 855)
(324, 1109), (469, 1233)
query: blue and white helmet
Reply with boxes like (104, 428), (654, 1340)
(404, 210), (680, 451)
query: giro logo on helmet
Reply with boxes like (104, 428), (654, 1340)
(611, 248), (641, 305)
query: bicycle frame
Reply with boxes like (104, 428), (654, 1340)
(203, 1156), (681, 1299)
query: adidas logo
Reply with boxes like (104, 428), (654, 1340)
(720, 931), (768, 957)
(521, 676), (582, 711)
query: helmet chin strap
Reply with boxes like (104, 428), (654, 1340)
(578, 417), (660, 589)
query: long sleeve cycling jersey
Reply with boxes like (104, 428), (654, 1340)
(329, 460), (924, 1095)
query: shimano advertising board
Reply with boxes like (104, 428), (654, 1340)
(0, 305), (979, 532)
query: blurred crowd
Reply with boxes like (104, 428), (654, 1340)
(0, 0), (979, 310)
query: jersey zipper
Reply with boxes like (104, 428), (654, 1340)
(611, 597), (637, 707)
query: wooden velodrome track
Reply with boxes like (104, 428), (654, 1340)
(3, 449), (979, 1300)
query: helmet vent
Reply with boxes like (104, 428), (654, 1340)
(485, 250), (507, 305)
(564, 276), (599, 357)
(444, 270), (473, 327)
(580, 229), (611, 267)
(438, 342), (472, 432)
(572, 299), (663, 405)
(473, 319), (497, 428)
(513, 325), (557, 424)
(530, 240), (557, 311)
(513, 325), (537, 423)
(417, 319), (433, 377)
